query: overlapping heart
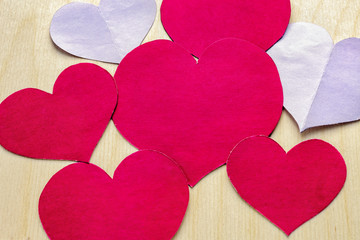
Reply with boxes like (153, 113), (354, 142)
(112, 38), (283, 186)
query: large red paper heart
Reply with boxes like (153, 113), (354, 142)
(227, 136), (347, 235)
(161, 0), (291, 57)
(113, 39), (283, 186)
(39, 150), (189, 240)
(0, 63), (117, 162)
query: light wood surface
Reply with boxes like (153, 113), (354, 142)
(1, 0), (359, 239)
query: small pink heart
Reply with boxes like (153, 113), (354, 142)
(113, 39), (283, 186)
(161, 0), (291, 57)
(39, 150), (189, 240)
(0, 63), (117, 162)
(227, 136), (347, 235)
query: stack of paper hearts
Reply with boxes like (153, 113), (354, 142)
(0, 0), (350, 239)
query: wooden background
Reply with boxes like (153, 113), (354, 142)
(0, 0), (359, 239)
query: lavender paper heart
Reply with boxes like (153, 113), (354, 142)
(268, 22), (360, 131)
(50, 0), (156, 63)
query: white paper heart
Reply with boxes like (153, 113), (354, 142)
(50, 0), (156, 63)
(268, 22), (360, 131)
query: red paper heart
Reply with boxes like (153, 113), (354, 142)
(39, 150), (189, 240)
(0, 63), (117, 162)
(113, 39), (283, 186)
(227, 136), (347, 235)
(161, 0), (291, 57)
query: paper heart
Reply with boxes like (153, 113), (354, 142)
(268, 22), (360, 131)
(113, 39), (283, 186)
(39, 150), (189, 240)
(227, 136), (347, 235)
(161, 0), (291, 57)
(0, 63), (117, 162)
(50, 0), (156, 63)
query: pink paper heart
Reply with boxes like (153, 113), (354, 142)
(113, 39), (283, 186)
(161, 0), (291, 57)
(39, 150), (189, 240)
(227, 136), (347, 235)
(0, 63), (117, 162)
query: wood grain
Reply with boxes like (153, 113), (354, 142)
(0, 0), (359, 239)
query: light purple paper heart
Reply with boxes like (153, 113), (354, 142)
(50, 0), (156, 63)
(304, 38), (360, 130)
(268, 22), (360, 131)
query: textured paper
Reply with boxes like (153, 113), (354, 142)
(0, 63), (117, 162)
(227, 136), (347, 235)
(113, 39), (283, 186)
(268, 22), (360, 131)
(161, 0), (291, 57)
(50, 0), (156, 63)
(39, 150), (189, 240)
